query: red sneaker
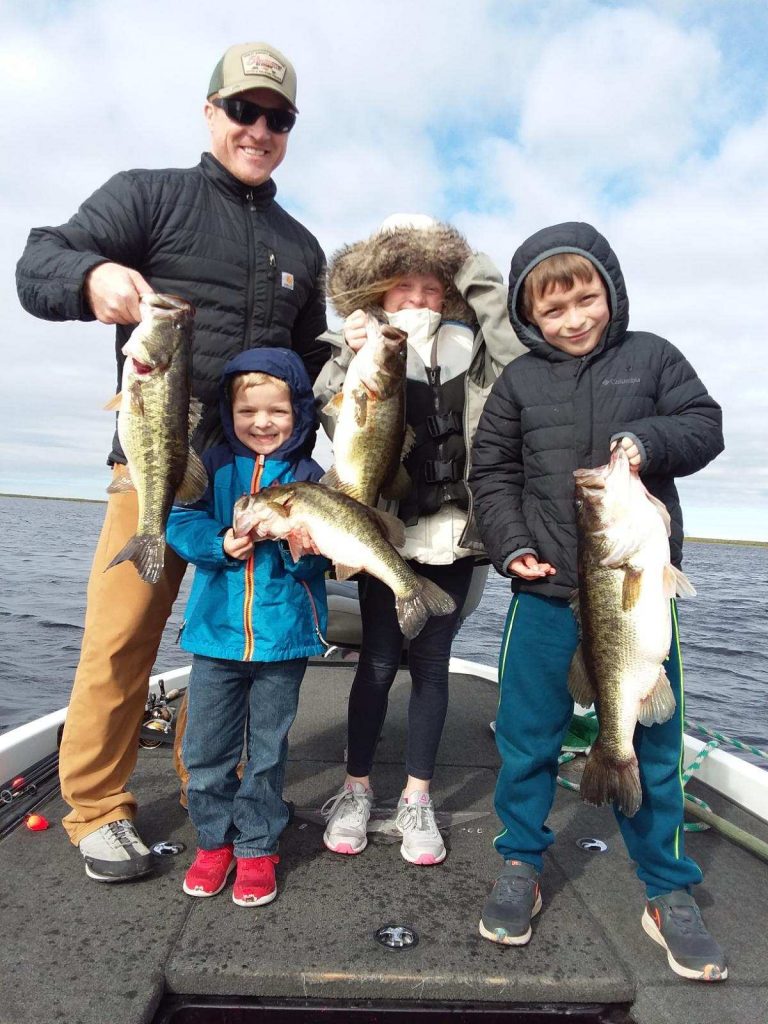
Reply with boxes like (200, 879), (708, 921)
(232, 854), (279, 907)
(182, 845), (235, 897)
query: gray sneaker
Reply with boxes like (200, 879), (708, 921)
(395, 791), (446, 865)
(79, 819), (152, 881)
(479, 860), (542, 945)
(642, 891), (728, 981)
(321, 782), (373, 855)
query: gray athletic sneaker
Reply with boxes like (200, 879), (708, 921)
(321, 782), (373, 855)
(395, 791), (446, 865)
(479, 860), (542, 945)
(79, 819), (152, 881)
(642, 891), (728, 981)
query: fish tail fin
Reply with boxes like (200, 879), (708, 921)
(580, 741), (642, 817)
(105, 534), (165, 585)
(395, 577), (456, 640)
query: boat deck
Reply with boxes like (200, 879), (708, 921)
(1, 662), (766, 1023)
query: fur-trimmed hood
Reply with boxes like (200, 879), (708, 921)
(327, 220), (475, 325)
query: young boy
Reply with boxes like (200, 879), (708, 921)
(166, 348), (329, 907)
(469, 222), (726, 981)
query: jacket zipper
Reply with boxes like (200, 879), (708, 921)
(265, 251), (277, 325)
(244, 190), (257, 350)
(242, 455), (264, 660)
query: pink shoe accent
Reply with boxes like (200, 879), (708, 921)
(412, 853), (438, 865)
(327, 841), (362, 856)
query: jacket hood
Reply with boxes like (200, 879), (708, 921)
(327, 220), (475, 325)
(507, 222), (629, 360)
(218, 348), (317, 461)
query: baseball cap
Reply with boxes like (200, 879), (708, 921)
(208, 42), (298, 112)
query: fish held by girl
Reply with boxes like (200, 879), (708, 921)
(569, 446), (696, 816)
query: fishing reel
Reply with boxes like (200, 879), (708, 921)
(139, 679), (184, 749)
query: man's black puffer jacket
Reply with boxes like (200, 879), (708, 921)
(469, 222), (724, 598)
(16, 152), (329, 462)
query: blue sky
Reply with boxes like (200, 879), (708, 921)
(1, 0), (767, 540)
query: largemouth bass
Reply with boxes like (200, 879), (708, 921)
(569, 446), (695, 816)
(232, 482), (455, 639)
(105, 293), (207, 584)
(322, 316), (411, 506)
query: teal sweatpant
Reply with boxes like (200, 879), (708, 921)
(492, 592), (703, 898)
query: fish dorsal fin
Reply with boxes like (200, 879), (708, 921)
(622, 566), (644, 611)
(321, 393), (344, 420)
(637, 667), (676, 726)
(401, 424), (416, 459)
(320, 466), (362, 500)
(188, 398), (204, 435)
(106, 470), (135, 494)
(567, 644), (596, 707)
(380, 464), (412, 502)
(663, 563), (697, 600)
(175, 449), (208, 505)
(104, 392), (122, 412)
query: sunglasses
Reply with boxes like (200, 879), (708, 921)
(211, 97), (296, 134)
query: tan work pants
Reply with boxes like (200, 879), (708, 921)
(59, 467), (187, 844)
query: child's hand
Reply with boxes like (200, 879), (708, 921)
(610, 436), (642, 473)
(223, 528), (254, 560)
(343, 309), (368, 352)
(508, 554), (557, 580)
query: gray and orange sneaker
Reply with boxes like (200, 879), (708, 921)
(479, 860), (542, 945)
(642, 891), (728, 981)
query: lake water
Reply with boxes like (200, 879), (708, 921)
(1, 495), (766, 767)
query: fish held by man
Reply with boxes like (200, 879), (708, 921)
(321, 315), (411, 507)
(568, 446), (696, 817)
(232, 482), (456, 639)
(104, 293), (207, 584)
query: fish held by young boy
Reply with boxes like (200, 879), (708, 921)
(569, 446), (696, 817)
(321, 315), (412, 507)
(104, 293), (207, 584)
(232, 482), (456, 639)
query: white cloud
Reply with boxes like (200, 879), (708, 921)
(1, 0), (766, 538)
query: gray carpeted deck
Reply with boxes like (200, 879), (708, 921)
(0, 661), (766, 1024)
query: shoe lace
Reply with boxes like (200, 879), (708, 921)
(106, 820), (139, 851)
(198, 847), (231, 867)
(320, 787), (366, 824)
(395, 800), (438, 836)
(494, 874), (535, 906)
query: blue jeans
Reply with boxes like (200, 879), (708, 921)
(182, 654), (307, 857)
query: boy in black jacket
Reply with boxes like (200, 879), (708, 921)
(469, 222), (726, 981)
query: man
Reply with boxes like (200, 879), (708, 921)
(15, 41), (329, 882)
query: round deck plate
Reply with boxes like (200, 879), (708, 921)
(374, 924), (419, 950)
(576, 837), (608, 852)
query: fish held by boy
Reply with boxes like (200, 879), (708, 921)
(568, 445), (696, 817)
(321, 315), (412, 507)
(104, 293), (207, 584)
(232, 482), (456, 639)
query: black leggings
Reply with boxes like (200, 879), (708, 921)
(346, 557), (476, 781)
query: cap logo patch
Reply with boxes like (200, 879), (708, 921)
(281, 272), (295, 290)
(241, 50), (287, 83)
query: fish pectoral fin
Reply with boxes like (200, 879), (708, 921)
(380, 465), (412, 503)
(567, 644), (597, 707)
(334, 563), (360, 582)
(368, 508), (406, 549)
(663, 563), (697, 600)
(622, 566), (644, 611)
(174, 450), (208, 505)
(321, 393), (344, 420)
(637, 667), (676, 726)
(353, 389), (369, 428)
(103, 392), (122, 412)
(286, 532), (305, 563)
(599, 536), (640, 568)
(106, 470), (135, 494)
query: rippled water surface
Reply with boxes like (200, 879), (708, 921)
(1, 496), (766, 767)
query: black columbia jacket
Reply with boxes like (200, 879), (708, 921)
(16, 152), (329, 463)
(469, 222), (724, 598)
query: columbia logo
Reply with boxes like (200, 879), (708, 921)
(602, 377), (640, 386)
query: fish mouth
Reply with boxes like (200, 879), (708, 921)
(140, 293), (196, 318)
